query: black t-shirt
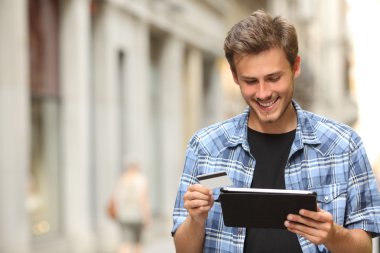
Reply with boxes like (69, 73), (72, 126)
(244, 128), (302, 253)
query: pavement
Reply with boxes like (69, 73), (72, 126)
(142, 236), (175, 253)
(142, 219), (175, 253)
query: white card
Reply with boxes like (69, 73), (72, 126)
(196, 171), (233, 190)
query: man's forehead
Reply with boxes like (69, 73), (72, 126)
(233, 49), (292, 76)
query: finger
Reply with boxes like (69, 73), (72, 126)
(285, 223), (322, 244)
(188, 184), (213, 195)
(287, 214), (321, 230)
(299, 209), (332, 223)
(285, 220), (329, 245)
(184, 190), (213, 202)
(288, 212), (332, 232)
(184, 199), (211, 209)
(285, 218), (322, 238)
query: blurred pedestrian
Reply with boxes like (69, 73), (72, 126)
(109, 159), (151, 253)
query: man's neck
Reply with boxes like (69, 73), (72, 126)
(248, 104), (297, 134)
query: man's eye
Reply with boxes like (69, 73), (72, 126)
(245, 79), (258, 85)
(268, 76), (280, 82)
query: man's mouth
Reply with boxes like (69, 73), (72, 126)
(256, 98), (278, 109)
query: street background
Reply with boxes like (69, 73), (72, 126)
(1, 0), (380, 252)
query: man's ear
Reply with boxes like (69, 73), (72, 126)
(231, 67), (239, 84)
(293, 56), (301, 78)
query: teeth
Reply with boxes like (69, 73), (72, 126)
(258, 100), (275, 107)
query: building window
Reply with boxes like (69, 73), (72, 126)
(117, 50), (126, 171)
(149, 31), (165, 216)
(28, 0), (62, 238)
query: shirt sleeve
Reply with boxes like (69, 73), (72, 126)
(345, 132), (380, 236)
(171, 139), (200, 236)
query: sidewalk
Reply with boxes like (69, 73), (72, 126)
(142, 218), (175, 253)
(143, 235), (175, 253)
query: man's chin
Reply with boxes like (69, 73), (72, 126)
(259, 118), (277, 125)
(257, 112), (278, 124)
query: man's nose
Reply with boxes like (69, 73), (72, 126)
(256, 82), (271, 100)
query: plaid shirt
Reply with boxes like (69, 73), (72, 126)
(172, 101), (380, 253)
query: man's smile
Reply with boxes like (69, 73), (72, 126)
(256, 97), (279, 111)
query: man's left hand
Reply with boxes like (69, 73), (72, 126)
(284, 207), (337, 245)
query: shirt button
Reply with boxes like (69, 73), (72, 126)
(324, 196), (329, 201)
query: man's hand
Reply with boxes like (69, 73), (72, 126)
(284, 207), (372, 253)
(174, 184), (214, 253)
(284, 207), (335, 245)
(183, 184), (214, 224)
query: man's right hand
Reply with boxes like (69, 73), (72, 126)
(174, 184), (214, 253)
(183, 184), (214, 224)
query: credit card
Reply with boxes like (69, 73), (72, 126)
(196, 171), (233, 190)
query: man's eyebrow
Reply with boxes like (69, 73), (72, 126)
(240, 76), (258, 80)
(239, 71), (284, 80)
(266, 71), (284, 78)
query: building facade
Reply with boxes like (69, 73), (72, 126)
(0, 0), (365, 252)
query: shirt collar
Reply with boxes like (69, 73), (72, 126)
(225, 107), (251, 151)
(224, 100), (321, 152)
(292, 101), (321, 153)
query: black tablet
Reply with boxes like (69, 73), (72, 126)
(219, 187), (317, 229)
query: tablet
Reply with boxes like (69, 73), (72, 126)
(219, 187), (317, 229)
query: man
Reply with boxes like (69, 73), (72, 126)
(172, 10), (380, 253)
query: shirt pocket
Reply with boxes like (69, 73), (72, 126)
(308, 183), (348, 253)
(308, 183), (347, 221)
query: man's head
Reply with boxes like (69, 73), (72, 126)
(224, 10), (298, 73)
(224, 10), (301, 133)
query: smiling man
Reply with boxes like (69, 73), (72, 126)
(232, 47), (299, 134)
(172, 10), (380, 253)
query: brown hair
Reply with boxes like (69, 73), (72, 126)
(224, 10), (298, 72)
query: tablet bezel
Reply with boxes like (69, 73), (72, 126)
(219, 187), (317, 229)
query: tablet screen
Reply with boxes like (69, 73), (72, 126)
(219, 187), (317, 229)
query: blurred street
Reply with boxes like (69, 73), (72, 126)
(142, 220), (175, 253)
(143, 235), (174, 253)
(2, 0), (380, 252)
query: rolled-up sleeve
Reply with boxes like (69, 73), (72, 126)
(345, 133), (380, 236)
(172, 138), (200, 236)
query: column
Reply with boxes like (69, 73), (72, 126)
(184, 48), (203, 140)
(160, 36), (185, 219)
(316, 0), (343, 112)
(92, 3), (120, 251)
(125, 21), (150, 168)
(60, 0), (94, 252)
(204, 59), (224, 125)
(0, 0), (31, 252)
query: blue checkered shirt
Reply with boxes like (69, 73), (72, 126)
(172, 101), (380, 253)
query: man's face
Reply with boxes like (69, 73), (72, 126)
(232, 47), (301, 133)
